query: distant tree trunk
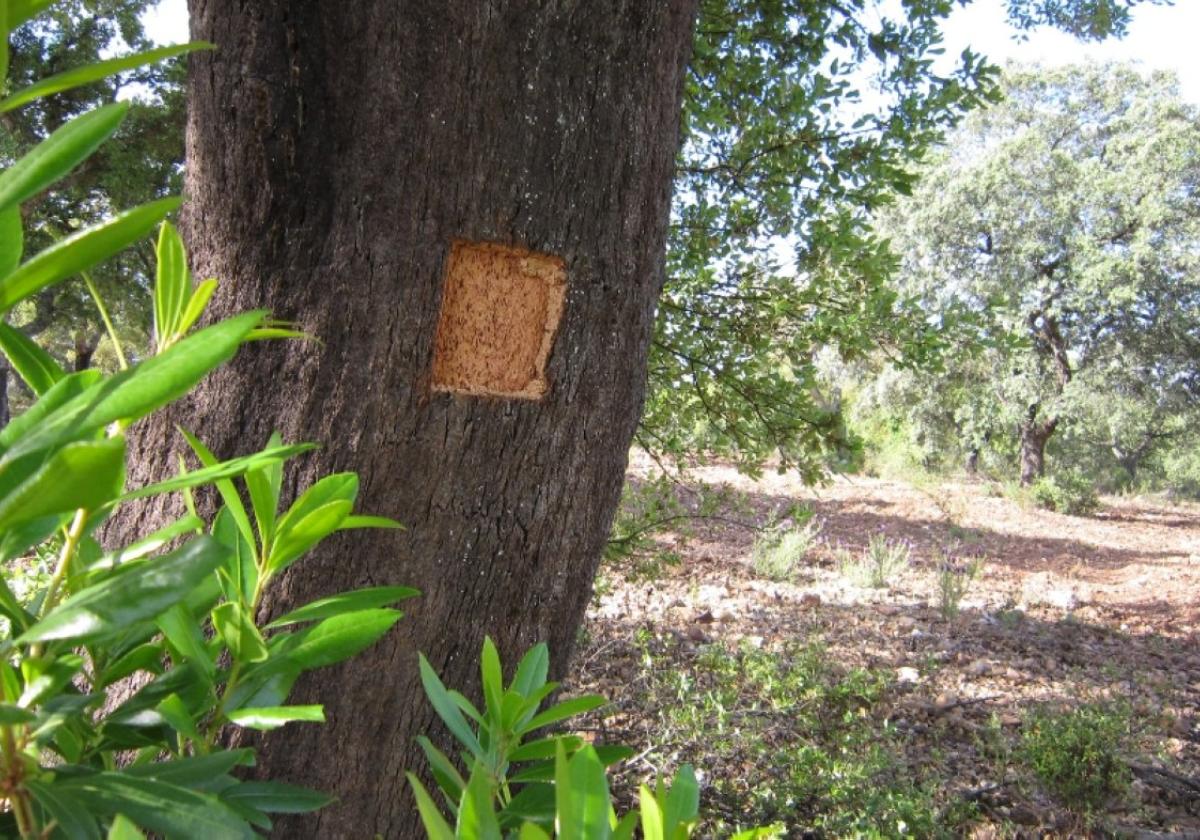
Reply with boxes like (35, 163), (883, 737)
(1018, 407), (1056, 486)
(0, 360), (9, 429)
(72, 331), (98, 372)
(117, 1), (698, 836)
(965, 447), (980, 475)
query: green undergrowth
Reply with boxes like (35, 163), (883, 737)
(626, 633), (977, 837)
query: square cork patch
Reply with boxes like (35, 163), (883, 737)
(431, 240), (567, 399)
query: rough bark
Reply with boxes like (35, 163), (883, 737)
(117, 1), (697, 836)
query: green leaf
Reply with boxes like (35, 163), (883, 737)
(98, 642), (164, 688)
(480, 637), (504, 726)
(226, 705), (324, 731)
(0, 369), (99, 453)
(211, 602), (269, 664)
(519, 824), (552, 840)
(415, 736), (466, 808)
(275, 472), (357, 537)
(558, 745), (611, 840)
(0, 321), (64, 396)
(266, 499), (352, 576)
(266, 586), (419, 629)
(102, 514), (204, 567)
(640, 784), (665, 840)
(18, 536), (226, 645)
(419, 652), (483, 758)
(0, 703), (35, 724)
(0, 197), (180, 315)
(287, 608), (401, 670)
(0, 436), (125, 531)
(243, 466), (277, 548)
(518, 695), (606, 736)
(663, 765), (699, 835)
(123, 749), (255, 791)
(337, 514), (404, 531)
(456, 764), (502, 840)
(155, 603), (216, 681)
(176, 279), (218, 337)
(0, 43), (214, 113)
(153, 222), (189, 347)
(511, 643), (550, 698)
(0, 103), (128, 216)
(220, 657), (300, 714)
(212, 506), (257, 608)
(612, 812), (638, 840)
(106, 814), (143, 840)
(219, 780), (334, 815)
(407, 774), (456, 840)
(6, 312), (265, 460)
(5, 0), (55, 31)
(19, 653), (84, 708)
(506, 735), (583, 763)
(122, 443), (313, 502)
(26, 779), (101, 840)
(0, 206), (20, 277)
(53, 772), (255, 839)
(155, 692), (200, 744)
(178, 428), (257, 559)
(498, 782), (555, 828)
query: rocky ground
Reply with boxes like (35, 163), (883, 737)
(566, 461), (1200, 838)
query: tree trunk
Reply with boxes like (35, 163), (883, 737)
(118, 1), (697, 836)
(0, 360), (9, 429)
(964, 447), (979, 475)
(1018, 408), (1056, 486)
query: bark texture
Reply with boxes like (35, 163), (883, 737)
(118, 1), (697, 836)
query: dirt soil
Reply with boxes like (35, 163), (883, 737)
(567, 459), (1200, 838)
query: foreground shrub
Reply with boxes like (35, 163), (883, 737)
(409, 639), (780, 838)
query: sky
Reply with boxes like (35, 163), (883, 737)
(142, 0), (1200, 105)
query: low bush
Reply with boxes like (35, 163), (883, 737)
(752, 518), (820, 582)
(1029, 473), (1099, 515)
(839, 533), (912, 588)
(1020, 703), (1131, 815)
(936, 555), (982, 619)
(622, 635), (971, 836)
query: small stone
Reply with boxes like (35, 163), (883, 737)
(896, 666), (920, 684)
(967, 659), (991, 677)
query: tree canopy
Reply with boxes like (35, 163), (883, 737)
(870, 62), (1200, 486)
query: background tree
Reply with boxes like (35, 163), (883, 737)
(0, 0), (185, 421)
(874, 62), (1200, 487)
(644, 0), (1169, 479)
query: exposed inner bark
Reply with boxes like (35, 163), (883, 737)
(431, 240), (566, 399)
(116, 1), (699, 836)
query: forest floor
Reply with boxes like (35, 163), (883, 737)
(566, 457), (1200, 838)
